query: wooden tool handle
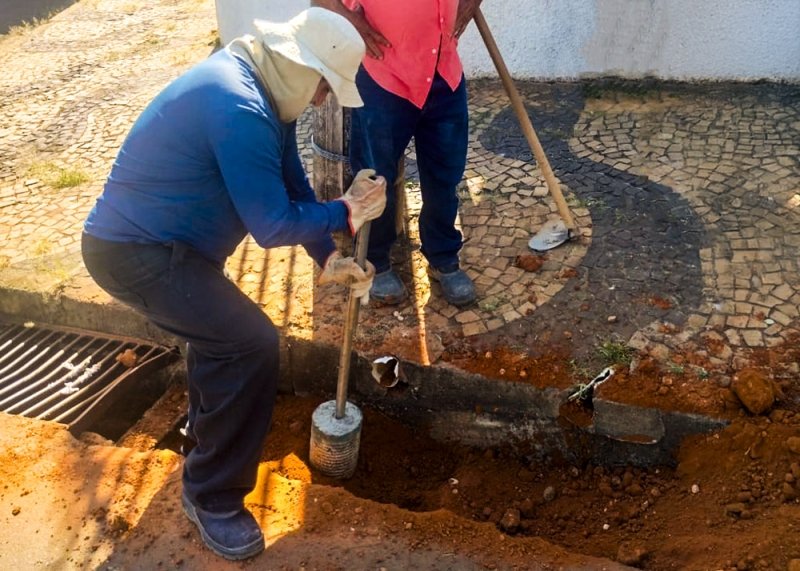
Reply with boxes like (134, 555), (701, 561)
(473, 9), (576, 231)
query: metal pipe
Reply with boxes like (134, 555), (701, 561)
(334, 221), (371, 419)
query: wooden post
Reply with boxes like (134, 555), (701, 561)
(312, 97), (354, 254)
(311, 97), (406, 255)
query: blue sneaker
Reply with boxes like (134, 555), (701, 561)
(181, 492), (264, 560)
(429, 266), (476, 306)
(370, 269), (408, 305)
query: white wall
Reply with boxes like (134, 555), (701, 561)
(216, 0), (800, 82)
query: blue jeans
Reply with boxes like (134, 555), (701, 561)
(349, 68), (469, 273)
(81, 233), (278, 512)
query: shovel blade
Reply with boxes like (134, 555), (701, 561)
(529, 219), (572, 252)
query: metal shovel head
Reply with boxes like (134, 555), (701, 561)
(529, 219), (571, 252)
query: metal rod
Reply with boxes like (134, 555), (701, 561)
(0, 333), (87, 404)
(473, 8), (576, 231)
(334, 221), (371, 419)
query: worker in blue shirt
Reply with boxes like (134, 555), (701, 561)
(81, 8), (385, 561)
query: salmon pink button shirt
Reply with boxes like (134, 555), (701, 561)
(343, 0), (463, 109)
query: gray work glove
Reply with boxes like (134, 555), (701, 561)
(339, 169), (387, 235)
(319, 251), (376, 301)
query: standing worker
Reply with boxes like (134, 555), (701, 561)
(81, 8), (386, 561)
(312, 0), (482, 306)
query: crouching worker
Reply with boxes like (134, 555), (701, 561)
(81, 8), (386, 561)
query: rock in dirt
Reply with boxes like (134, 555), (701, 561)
(787, 436), (800, 455)
(731, 368), (775, 415)
(617, 543), (648, 566)
(725, 503), (747, 516)
(499, 508), (521, 532)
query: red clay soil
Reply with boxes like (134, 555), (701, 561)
(2, 379), (800, 570)
(265, 392), (800, 571)
(2, 338), (799, 569)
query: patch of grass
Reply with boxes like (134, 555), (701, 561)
(31, 238), (52, 257)
(666, 362), (685, 375)
(53, 169), (88, 188)
(6, 14), (51, 36)
(568, 359), (592, 381)
(26, 162), (89, 189)
(596, 340), (634, 366)
(478, 295), (508, 313)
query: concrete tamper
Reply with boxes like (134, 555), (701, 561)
(309, 222), (371, 478)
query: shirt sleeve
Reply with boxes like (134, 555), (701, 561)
(281, 122), (340, 267)
(208, 105), (349, 267)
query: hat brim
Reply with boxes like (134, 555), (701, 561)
(254, 19), (364, 108)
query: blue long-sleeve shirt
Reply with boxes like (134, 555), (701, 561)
(84, 48), (348, 267)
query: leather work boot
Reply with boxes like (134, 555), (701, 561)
(429, 266), (476, 307)
(182, 492), (264, 560)
(370, 269), (408, 304)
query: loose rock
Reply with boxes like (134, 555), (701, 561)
(731, 368), (775, 415)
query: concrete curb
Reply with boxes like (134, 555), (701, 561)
(0, 282), (728, 466)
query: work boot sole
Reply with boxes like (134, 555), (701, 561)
(181, 493), (264, 560)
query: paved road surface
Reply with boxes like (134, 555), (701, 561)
(0, 0), (75, 34)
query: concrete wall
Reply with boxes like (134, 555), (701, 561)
(215, 0), (800, 82)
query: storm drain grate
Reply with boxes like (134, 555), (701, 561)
(0, 321), (178, 435)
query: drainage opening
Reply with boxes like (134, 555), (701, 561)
(0, 321), (179, 440)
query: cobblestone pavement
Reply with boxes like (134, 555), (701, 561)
(1, 0), (799, 386)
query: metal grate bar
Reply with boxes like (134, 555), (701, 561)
(0, 333), (92, 404)
(15, 338), (121, 418)
(0, 328), (59, 379)
(51, 344), (162, 424)
(0, 322), (178, 433)
(0, 337), (113, 416)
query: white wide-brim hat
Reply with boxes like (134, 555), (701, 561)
(254, 8), (365, 108)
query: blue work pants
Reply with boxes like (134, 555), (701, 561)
(81, 233), (278, 512)
(349, 69), (469, 273)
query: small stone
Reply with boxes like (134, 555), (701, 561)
(725, 503), (746, 516)
(617, 543), (648, 566)
(607, 315), (618, 323)
(404, 522), (413, 530)
(499, 508), (521, 532)
(787, 437), (800, 455)
(11, 506), (20, 516)
(691, 484), (700, 494)
(782, 482), (798, 502)
(543, 486), (556, 502)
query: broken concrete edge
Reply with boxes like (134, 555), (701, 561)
(0, 284), (729, 466)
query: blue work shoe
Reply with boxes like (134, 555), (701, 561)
(181, 492), (264, 560)
(370, 269), (408, 305)
(429, 266), (477, 307)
